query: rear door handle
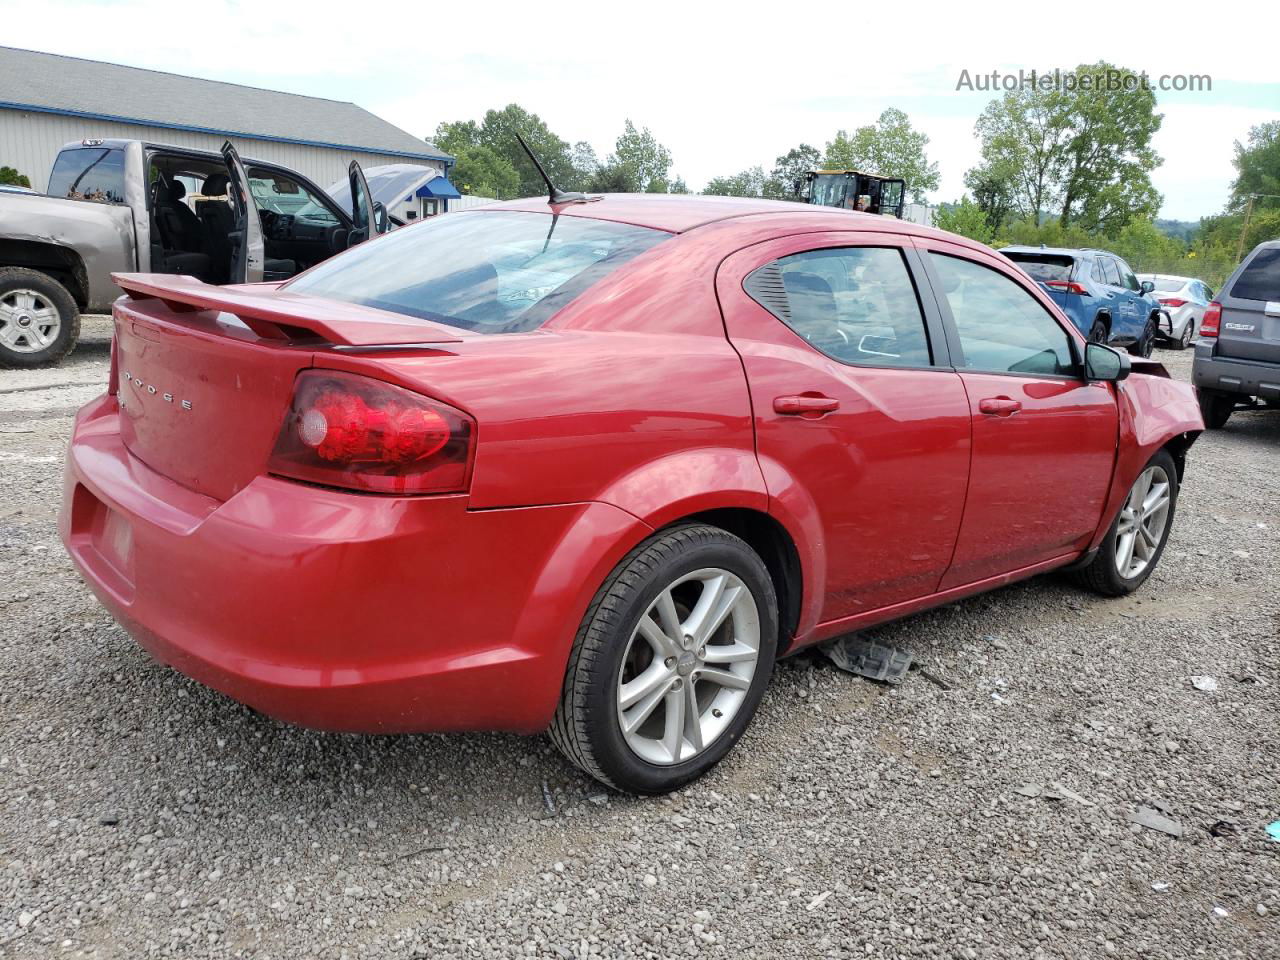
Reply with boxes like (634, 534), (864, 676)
(978, 397), (1022, 417)
(774, 395), (840, 415)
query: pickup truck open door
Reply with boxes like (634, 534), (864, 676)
(221, 141), (265, 284)
(348, 160), (379, 245)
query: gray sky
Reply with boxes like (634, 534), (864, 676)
(6, 0), (1278, 221)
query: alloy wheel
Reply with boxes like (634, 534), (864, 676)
(616, 568), (760, 765)
(1114, 465), (1172, 579)
(0, 289), (61, 353)
(1180, 321), (1194, 348)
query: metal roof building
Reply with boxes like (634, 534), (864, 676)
(0, 46), (452, 202)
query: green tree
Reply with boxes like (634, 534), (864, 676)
(0, 166), (31, 188)
(1228, 121), (1280, 213)
(570, 141), (600, 188)
(608, 120), (673, 193)
(704, 167), (768, 198)
(668, 176), (690, 195)
(433, 120), (481, 156)
(586, 163), (637, 193)
(934, 196), (995, 245)
(767, 144), (822, 200)
(964, 152), (1021, 233)
(450, 144), (520, 199)
(967, 63), (1162, 233)
(824, 109), (940, 202)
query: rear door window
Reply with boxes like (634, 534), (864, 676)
(744, 246), (933, 367)
(286, 210), (669, 333)
(1230, 247), (1280, 302)
(46, 147), (126, 204)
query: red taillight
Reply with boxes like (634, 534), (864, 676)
(268, 370), (474, 495)
(1045, 280), (1089, 295)
(1158, 298), (1187, 308)
(1201, 301), (1222, 338)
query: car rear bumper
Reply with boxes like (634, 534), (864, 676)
(59, 395), (649, 734)
(1192, 344), (1280, 399)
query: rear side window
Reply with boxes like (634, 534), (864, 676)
(286, 211), (669, 333)
(1230, 247), (1280, 302)
(929, 253), (1076, 377)
(1003, 254), (1074, 283)
(744, 247), (933, 367)
(46, 147), (126, 204)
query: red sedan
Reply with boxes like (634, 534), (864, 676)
(60, 196), (1203, 794)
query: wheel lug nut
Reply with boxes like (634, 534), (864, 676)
(664, 657), (676, 669)
(671, 678), (682, 690)
(697, 646), (706, 659)
(712, 708), (723, 718)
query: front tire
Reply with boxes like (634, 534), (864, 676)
(1075, 450), (1178, 597)
(550, 524), (778, 794)
(0, 267), (80, 368)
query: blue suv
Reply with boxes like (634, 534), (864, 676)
(1000, 246), (1161, 356)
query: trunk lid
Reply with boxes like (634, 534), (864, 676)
(1215, 246), (1280, 363)
(110, 274), (467, 501)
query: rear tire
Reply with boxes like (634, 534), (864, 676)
(549, 523), (778, 795)
(1129, 317), (1156, 358)
(0, 267), (80, 368)
(1088, 318), (1109, 344)
(1171, 318), (1194, 350)
(1075, 449), (1179, 597)
(1198, 389), (1234, 429)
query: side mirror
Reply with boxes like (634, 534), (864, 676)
(1140, 280), (1155, 295)
(372, 201), (390, 234)
(1085, 341), (1131, 382)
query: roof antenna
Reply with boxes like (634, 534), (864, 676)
(514, 130), (586, 205)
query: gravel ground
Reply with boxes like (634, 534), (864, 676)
(2, 319), (1277, 959)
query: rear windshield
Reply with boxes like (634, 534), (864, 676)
(1230, 247), (1280, 302)
(1003, 253), (1074, 283)
(286, 210), (669, 333)
(47, 147), (126, 204)
(1150, 277), (1186, 292)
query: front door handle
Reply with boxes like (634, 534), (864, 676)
(978, 396), (1022, 417)
(774, 395), (840, 416)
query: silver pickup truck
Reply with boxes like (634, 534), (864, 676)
(0, 138), (433, 367)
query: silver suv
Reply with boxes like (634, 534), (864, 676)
(1192, 240), (1280, 428)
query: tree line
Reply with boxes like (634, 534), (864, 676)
(432, 63), (1278, 283)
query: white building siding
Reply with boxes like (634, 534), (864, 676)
(0, 108), (444, 196)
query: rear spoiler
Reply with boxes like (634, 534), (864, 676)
(111, 273), (464, 347)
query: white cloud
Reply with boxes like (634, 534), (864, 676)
(5, 0), (1278, 218)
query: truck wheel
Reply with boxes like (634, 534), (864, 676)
(0, 268), (80, 368)
(1198, 389), (1234, 430)
(1075, 449), (1179, 597)
(550, 523), (777, 795)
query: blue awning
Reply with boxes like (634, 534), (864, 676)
(416, 176), (461, 200)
